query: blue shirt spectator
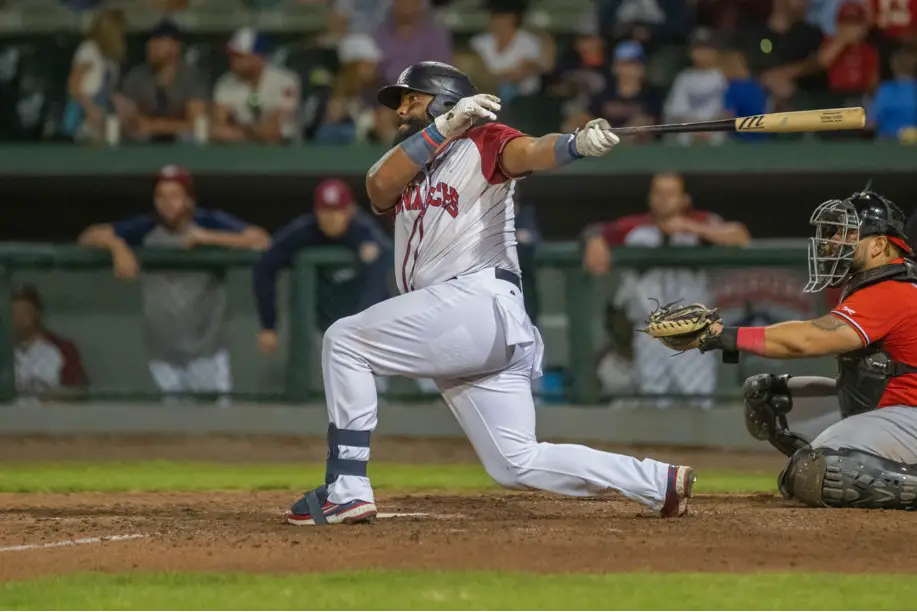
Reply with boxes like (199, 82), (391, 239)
(721, 49), (770, 142)
(871, 49), (917, 139)
(254, 179), (393, 354)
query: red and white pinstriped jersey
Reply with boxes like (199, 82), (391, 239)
(391, 123), (524, 294)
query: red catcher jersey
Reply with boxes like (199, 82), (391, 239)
(870, 0), (917, 38)
(831, 270), (917, 407)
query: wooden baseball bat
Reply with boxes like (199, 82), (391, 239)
(610, 107), (866, 136)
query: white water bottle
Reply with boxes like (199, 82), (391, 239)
(193, 114), (209, 144)
(104, 114), (120, 147)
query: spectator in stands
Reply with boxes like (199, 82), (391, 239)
(663, 28), (728, 146)
(212, 28), (301, 144)
(867, 0), (917, 78)
(470, 2), (551, 102)
(373, 0), (453, 85)
(805, 0), (865, 35)
(314, 33), (384, 144)
(871, 48), (917, 138)
(595, 302), (636, 399)
(730, 0), (825, 112)
(514, 198), (541, 323)
(816, 1), (879, 100)
(77, 165), (270, 401)
(329, 0), (395, 35)
(253, 179), (392, 354)
(721, 49), (770, 141)
(546, 13), (609, 107)
(566, 41), (662, 142)
(62, 8), (125, 143)
(696, 0), (772, 31)
(581, 173), (750, 407)
(116, 20), (208, 144)
(13, 284), (88, 401)
(599, 0), (696, 50)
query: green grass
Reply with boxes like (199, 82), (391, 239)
(3, 571), (915, 610)
(0, 461), (776, 495)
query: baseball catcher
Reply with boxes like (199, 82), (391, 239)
(644, 188), (917, 510)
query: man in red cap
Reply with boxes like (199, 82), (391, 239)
(254, 178), (392, 355)
(78, 165), (270, 401)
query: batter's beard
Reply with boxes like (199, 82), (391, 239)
(392, 117), (428, 146)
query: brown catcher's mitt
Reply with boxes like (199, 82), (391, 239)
(640, 300), (722, 351)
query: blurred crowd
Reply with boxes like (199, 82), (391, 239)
(2, 0), (916, 144)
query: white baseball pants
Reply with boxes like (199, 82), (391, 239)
(149, 349), (233, 396)
(321, 268), (671, 510)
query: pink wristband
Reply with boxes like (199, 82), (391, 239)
(737, 327), (766, 356)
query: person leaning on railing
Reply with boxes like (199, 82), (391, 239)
(253, 178), (393, 356)
(77, 165), (270, 402)
(580, 172), (750, 408)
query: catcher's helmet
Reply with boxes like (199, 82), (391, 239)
(377, 61), (477, 118)
(805, 187), (911, 292)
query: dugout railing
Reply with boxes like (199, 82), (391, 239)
(0, 242), (831, 405)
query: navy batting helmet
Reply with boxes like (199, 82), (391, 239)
(377, 61), (477, 118)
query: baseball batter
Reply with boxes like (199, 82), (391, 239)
(645, 188), (917, 510)
(285, 61), (695, 525)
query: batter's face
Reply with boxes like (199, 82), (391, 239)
(649, 174), (689, 219)
(316, 208), (353, 238)
(11, 299), (39, 343)
(393, 91), (435, 145)
(154, 180), (192, 227)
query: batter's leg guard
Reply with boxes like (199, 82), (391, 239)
(780, 447), (917, 510)
(325, 423), (371, 485)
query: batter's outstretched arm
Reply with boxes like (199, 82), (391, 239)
(501, 120), (620, 177)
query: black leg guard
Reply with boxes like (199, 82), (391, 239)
(779, 447), (917, 510)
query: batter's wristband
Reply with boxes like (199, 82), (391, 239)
(554, 131), (584, 167)
(400, 124), (446, 166)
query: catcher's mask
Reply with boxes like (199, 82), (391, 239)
(804, 188), (911, 293)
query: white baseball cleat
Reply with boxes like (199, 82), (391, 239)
(660, 465), (696, 518)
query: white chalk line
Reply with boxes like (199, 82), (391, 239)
(0, 533), (147, 553)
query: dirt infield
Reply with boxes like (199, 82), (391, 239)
(1, 436), (914, 580)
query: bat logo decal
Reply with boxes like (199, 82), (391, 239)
(738, 115), (766, 131)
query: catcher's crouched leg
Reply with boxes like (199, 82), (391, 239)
(779, 447), (917, 510)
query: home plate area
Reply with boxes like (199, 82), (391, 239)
(0, 488), (912, 579)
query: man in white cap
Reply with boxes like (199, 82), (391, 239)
(211, 28), (301, 143)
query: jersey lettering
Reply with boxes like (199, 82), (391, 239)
(391, 123), (524, 294)
(395, 182), (459, 218)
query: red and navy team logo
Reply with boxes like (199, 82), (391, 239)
(395, 182), (458, 218)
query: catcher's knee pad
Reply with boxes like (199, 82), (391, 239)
(781, 447), (917, 510)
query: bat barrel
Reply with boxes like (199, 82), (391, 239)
(608, 107), (866, 137)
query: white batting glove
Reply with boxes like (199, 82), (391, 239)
(574, 118), (620, 157)
(434, 94), (502, 140)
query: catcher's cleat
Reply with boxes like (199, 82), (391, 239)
(661, 465), (695, 518)
(285, 486), (377, 526)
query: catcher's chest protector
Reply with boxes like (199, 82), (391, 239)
(836, 262), (917, 418)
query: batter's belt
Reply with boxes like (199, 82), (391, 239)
(451, 268), (522, 292)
